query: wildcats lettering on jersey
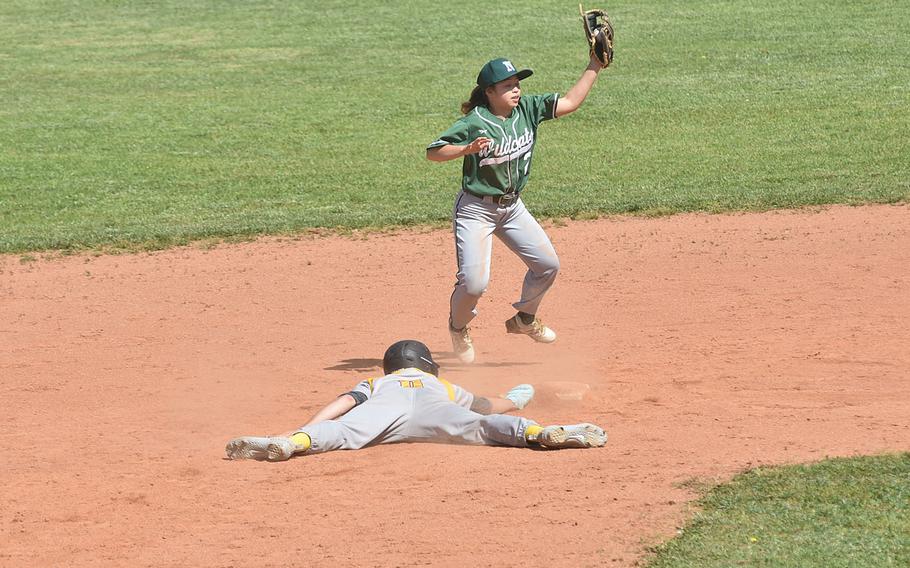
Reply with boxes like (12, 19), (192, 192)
(427, 93), (557, 196)
(478, 127), (534, 167)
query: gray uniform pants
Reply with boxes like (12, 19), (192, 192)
(450, 191), (560, 330)
(301, 387), (534, 454)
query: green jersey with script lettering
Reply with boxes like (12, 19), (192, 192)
(427, 94), (559, 197)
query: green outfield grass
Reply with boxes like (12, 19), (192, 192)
(647, 453), (910, 567)
(1, 0), (908, 253)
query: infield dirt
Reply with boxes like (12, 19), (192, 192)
(2, 204), (908, 567)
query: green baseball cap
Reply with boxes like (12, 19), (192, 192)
(476, 58), (533, 89)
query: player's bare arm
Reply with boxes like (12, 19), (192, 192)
(273, 394), (357, 437)
(426, 137), (492, 162)
(299, 394), (358, 428)
(470, 396), (518, 415)
(555, 56), (603, 118)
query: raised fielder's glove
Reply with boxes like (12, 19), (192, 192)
(580, 4), (614, 68)
(503, 384), (535, 410)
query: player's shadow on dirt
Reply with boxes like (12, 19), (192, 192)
(325, 358), (383, 372)
(324, 355), (537, 372)
(439, 359), (538, 369)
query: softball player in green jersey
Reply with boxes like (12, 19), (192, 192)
(427, 55), (606, 363)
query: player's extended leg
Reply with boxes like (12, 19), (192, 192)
(226, 392), (413, 461)
(411, 392), (606, 449)
(411, 399), (536, 447)
(449, 192), (498, 362)
(298, 400), (410, 454)
(474, 417), (606, 449)
(496, 198), (559, 342)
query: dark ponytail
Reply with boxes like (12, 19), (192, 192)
(460, 85), (489, 115)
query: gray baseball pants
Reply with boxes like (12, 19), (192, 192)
(450, 191), (559, 330)
(300, 387), (535, 454)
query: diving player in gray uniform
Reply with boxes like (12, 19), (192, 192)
(225, 340), (606, 462)
(427, 55), (606, 363)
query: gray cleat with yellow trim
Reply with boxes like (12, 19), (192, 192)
(537, 423), (606, 449)
(225, 436), (296, 461)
